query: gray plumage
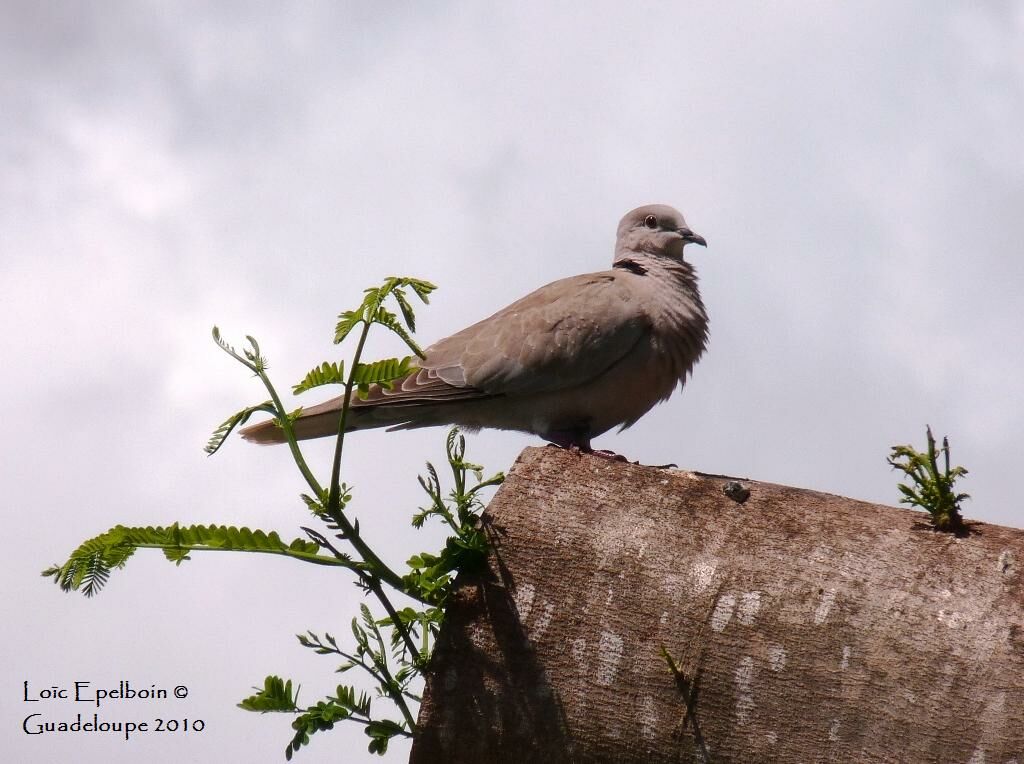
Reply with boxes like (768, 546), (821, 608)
(240, 204), (709, 450)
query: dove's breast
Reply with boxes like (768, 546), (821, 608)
(519, 264), (708, 439)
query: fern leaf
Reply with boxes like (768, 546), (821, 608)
(211, 325), (233, 354)
(238, 675), (299, 713)
(401, 277), (436, 302)
(362, 281), (393, 324)
(205, 401), (275, 455)
(211, 327), (268, 373)
(334, 309), (363, 344)
(366, 718), (407, 754)
(286, 696), (362, 760)
(351, 356), (416, 391)
(162, 547), (191, 565)
(242, 335), (267, 371)
(77, 549), (113, 597)
(41, 528), (137, 597)
(45, 524), (328, 596)
(300, 491), (326, 515)
(293, 361), (346, 394)
(392, 288), (418, 332)
(373, 306), (426, 358)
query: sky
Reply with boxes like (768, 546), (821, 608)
(3, 2), (1023, 762)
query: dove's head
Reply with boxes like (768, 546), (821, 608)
(614, 204), (706, 262)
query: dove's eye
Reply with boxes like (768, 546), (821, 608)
(644, 215), (658, 229)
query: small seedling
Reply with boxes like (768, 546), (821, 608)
(887, 425), (970, 533)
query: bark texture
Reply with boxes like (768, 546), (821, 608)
(410, 446), (1024, 763)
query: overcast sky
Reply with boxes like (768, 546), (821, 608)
(3, 2), (1023, 762)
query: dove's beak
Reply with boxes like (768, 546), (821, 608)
(678, 228), (707, 248)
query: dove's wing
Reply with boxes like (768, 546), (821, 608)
(410, 269), (651, 397)
(239, 270), (651, 443)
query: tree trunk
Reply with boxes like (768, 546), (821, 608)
(410, 447), (1024, 763)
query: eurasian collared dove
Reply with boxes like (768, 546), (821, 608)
(240, 204), (708, 451)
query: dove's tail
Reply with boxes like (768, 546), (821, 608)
(239, 410), (346, 444)
(238, 397), (406, 444)
(238, 391), (490, 444)
(238, 366), (497, 444)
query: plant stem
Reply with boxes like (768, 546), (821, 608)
(256, 370), (324, 498)
(302, 529), (427, 660)
(362, 617), (418, 733)
(310, 321), (412, 595)
(131, 541), (353, 568)
(338, 651), (391, 690)
(264, 352), (413, 596)
(366, 576), (422, 665)
(294, 318), (427, 662)
(328, 321), (371, 515)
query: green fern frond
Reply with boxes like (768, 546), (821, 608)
(211, 325), (232, 354)
(242, 335), (267, 371)
(162, 546), (191, 565)
(296, 631), (343, 656)
(366, 276), (431, 321)
(44, 524), (338, 596)
(205, 401), (275, 455)
(300, 492), (325, 516)
(283, 686), (378, 761)
(361, 284), (390, 323)
(293, 361), (346, 394)
(399, 277), (436, 302)
(238, 676), (299, 713)
(391, 288), (417, 333)
(333, 277), (435, 347)
(373, 307), (426, 358)
(351, 356), (417, 398)
(365, 718), (407, 754)
(333, 683), (373, 716)
(335, 285), (389, 345)
(211, 327), (268, 373)
(42, 528), (137, 597)
(334, 309), (363, 344)
(301, 484), (349, 517)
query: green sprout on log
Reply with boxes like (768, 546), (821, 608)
(887, 425), (970, 534)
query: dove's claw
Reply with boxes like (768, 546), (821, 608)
(589, 448), (629, 462)
(548, 442), (630, 463)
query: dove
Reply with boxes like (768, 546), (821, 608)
(240, 204), (708, 451)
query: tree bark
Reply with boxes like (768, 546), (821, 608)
(410, 447), (1024, 763)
